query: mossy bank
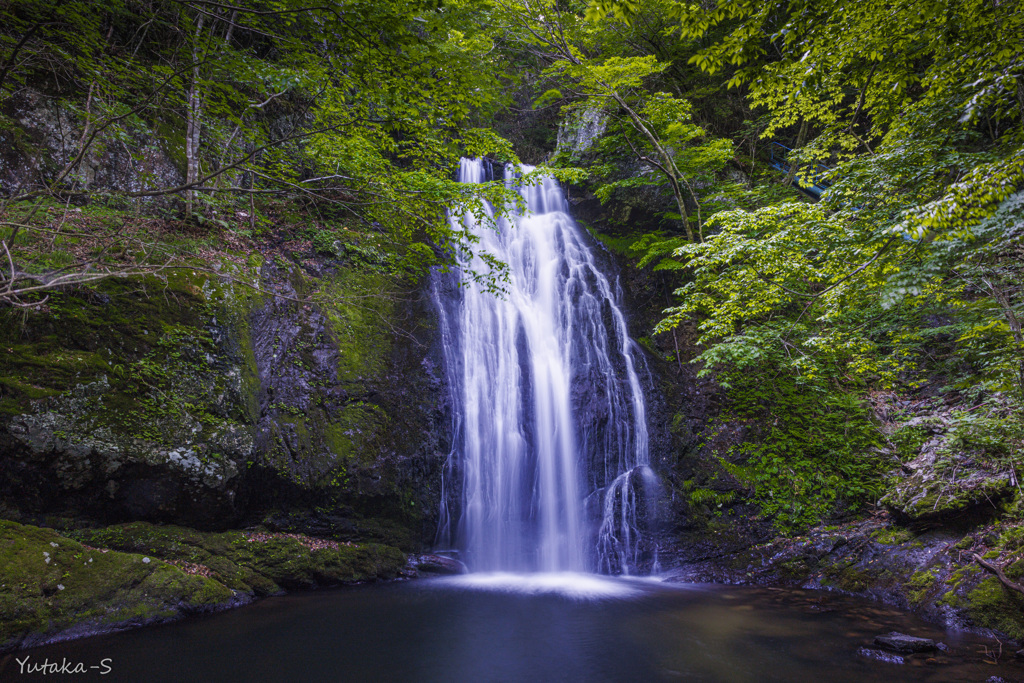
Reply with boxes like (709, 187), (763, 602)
(0, 519), (406, 652)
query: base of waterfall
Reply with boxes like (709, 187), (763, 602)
(20, 579), (1022, 682)
(430, 572), (657, 599)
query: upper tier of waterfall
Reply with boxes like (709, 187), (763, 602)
(433, 158), (654, 574)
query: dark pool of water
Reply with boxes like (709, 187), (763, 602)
(4, 574), (1022, 682)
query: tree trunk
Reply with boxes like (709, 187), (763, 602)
(185, 14), (204, 217)
(612, 92), (695, 242)
(184, 12), (236, 217)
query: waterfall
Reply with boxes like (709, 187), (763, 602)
(433, 158), (654, 574)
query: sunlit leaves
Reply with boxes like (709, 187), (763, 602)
(895, 149), (1024, 240)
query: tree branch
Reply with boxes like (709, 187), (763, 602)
(0, 21), (53, 94)
(753, 234), (900, 299)
(127, 121), (359, 198)
(974, 553), (1024, 596)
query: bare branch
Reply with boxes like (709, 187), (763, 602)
(0, 21), (53, 94)
(974, 553), (1024, 596)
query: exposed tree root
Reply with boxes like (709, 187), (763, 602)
(974, 553), (1024, 596)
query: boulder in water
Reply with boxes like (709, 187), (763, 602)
(873, 631), (938, 653)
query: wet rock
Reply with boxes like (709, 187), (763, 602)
(873, 631), (937, 653)
(857, 647), (904, 665)
(802, 535), (846, 559)
(409, 554), (467, 575)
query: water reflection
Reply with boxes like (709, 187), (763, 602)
(8, 580), (1023, 683)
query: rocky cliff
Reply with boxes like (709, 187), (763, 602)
(0, 237), (454, 650)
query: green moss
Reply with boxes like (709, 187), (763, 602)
(871, 526), (915, 545)
(325, 403), (387, 465)
(906, 568), (939, 604)
(0, 274), (198, 411)
(314, 268), (393, 383)
(342, 517), (416, 552)
(937, 591), (963, 608)
(207, 255), (266, 425)
(70, 522), (406, 596)
(582, 224), (643, 256)
(776, 557), (813, 580)
(999, 525), (1024, 552)
(0, 520), (231, 650)
(945, 565), (982, 590)
(821, 562), (876, 592)
(967, 577), (1024, 639)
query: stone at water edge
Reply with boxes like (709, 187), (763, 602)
(409, 554), (467, 575)
(857, 647), (905, 665)
(873, 631), (938, 653)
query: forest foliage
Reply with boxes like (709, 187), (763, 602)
(524, 0), (1024, 528)
(0, 0), (539, 305)
(1, 0), (1023, 530)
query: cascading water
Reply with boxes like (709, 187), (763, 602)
(433, 158), (655, 575)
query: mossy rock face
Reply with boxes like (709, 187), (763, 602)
(665, 511), (1024, 638)
(240, 259), (450, 541)
(880, 446), (1013, 523)
(0, 520), (235, 652)
(0, 519), (407, 652)
(880, 407), (1021, 524)
(820, 562), (880, 593)
(871, 526), (915, 545)
(0, 269), (259, 526)
(905, 568), (940, 605)
(0, 253), (449, 544)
